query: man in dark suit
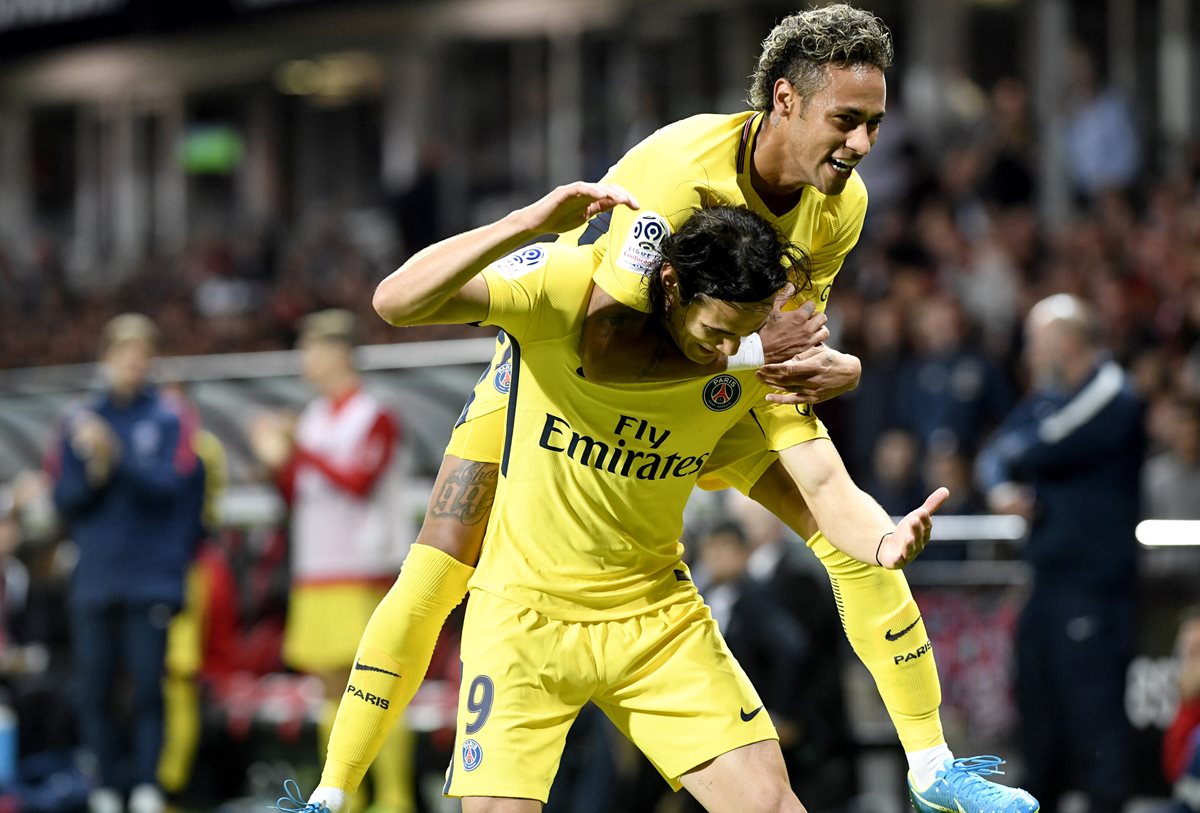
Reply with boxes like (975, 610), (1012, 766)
(697, 517), (855, 809)
(726, 495), (860, 808)
(978, 294), (1146, 812)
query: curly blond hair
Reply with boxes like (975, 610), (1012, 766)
(749, 3), (893, 112)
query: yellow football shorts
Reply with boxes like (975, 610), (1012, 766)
(444, 588), (777, 802)
(283, 581), (392, 673)
(696, 413), (779, 493)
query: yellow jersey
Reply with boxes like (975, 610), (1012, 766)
(569, 111), (868, 315)
(473, 242), (826, 621)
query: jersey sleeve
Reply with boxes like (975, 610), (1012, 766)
(479, 244), (556, 339)
(750, 401), (830, 452)
(806, 174), (868, 314)
(481, 243), (592, 342)
(589, 144), (703, 313)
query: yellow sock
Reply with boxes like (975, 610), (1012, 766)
(319, 698), (372, 813)
(318, 697), (338, 757)
(366, 721), (416, 813)
(320, 544), (473, 793)
(157, 676), (200, 793)
(807, 531), (945, 751)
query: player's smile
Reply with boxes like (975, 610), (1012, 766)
(828, 154), (861, 177)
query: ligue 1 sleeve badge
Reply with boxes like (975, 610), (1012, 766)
(702, 374), (742, 412)
(461, 738), (483, 771)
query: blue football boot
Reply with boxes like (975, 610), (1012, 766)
(908, 756), (1039, 813)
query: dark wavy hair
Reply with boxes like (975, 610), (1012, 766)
(749, 3), (893, 112)
(645, 206), (810, 320)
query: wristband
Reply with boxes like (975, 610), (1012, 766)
(726, 332), (765, 370)
(875, 531), (894, 567)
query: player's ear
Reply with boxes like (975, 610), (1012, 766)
(661, 263), (680, 309)
(772, 78), (796, 121)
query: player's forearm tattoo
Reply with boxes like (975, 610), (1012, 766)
(428, 461), (498, 526)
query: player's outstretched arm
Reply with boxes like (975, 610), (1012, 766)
(778, 438), (948, 569)
(374, 182), (639, 328)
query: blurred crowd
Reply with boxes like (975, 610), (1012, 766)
(816, 72), (1200, 501)
(0, 221), (474, 371)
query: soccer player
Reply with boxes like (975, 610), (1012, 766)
(375, 181), (946, 812)
(312, 5), (1038, 813)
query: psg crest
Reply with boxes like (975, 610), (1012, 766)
(461, 738), (483, 771)
(493, 361), (513, 394)
(702, 374), (741, 412)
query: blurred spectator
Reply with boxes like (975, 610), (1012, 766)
(390, 143), (447, 255)
(1063, 45), (1140, 200)
(0, 513), (39, 680)
(844, 296), (908, 478)
(913, 443), (983, 563)
(977, 294), (1145, 812)
(1164, 605), (1200, 811)
(693, 520), (810, 808)
(249, 309), (414, 813)
(864, 429), (926, 516)
(725, 493), (856, 809)
(896, 294), (1012, 455)
(1142, 398), (1200, 519)
(48, 314), (202, 813)
(975, 78), (1037, 210)
(2, 472), (74, 759)
(156, 385), (229, 798)
(922, 442), (984, 516)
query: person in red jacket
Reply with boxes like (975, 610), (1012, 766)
(1165, 605), (1200, 810)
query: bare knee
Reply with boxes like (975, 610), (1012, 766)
(743, 782), (805, 813)
(681, 740), (806, 813)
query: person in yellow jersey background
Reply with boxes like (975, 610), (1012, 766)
(157, 383), (228, 799)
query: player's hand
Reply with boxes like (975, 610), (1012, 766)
(516, 181), (640, 235)
(756, 345), (862, 405)
(758, 300), (830, 365)
(877, 487), (949, 569)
